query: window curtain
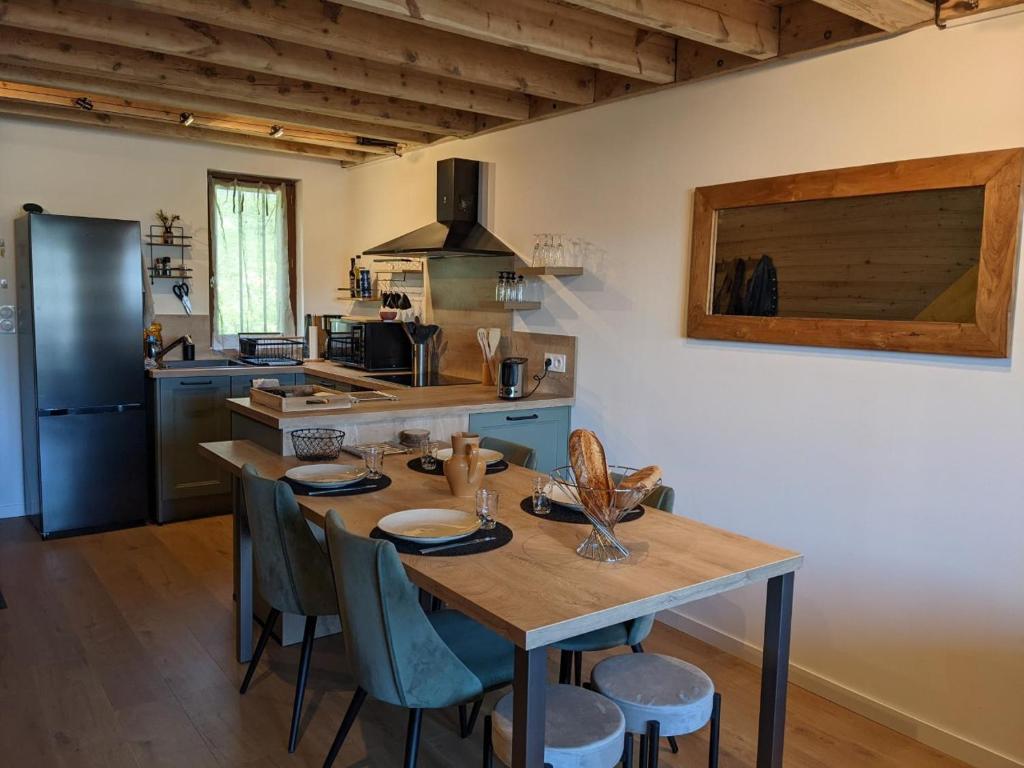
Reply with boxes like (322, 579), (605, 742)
(211, 178), (294, 349)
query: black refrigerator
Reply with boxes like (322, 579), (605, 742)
(15, 213), (148, 538)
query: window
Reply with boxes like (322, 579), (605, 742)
(208, 173), (297, 348)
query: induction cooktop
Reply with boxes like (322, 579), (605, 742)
(370, 372), (479, 387)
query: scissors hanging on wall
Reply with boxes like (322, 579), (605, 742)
(173, 281), (192, 315)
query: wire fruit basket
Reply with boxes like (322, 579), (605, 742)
(549, 465), (658, 562)
(239, 334), (306, 365)
(290, 428), (346, 461)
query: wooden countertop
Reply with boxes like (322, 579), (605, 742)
(200, 439), (803, 649)
(227, 384), (575, 429)
(146, 361), (305, 379)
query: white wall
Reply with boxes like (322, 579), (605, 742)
(0, 119), (349, 518)
(333, 16), (1024, 768)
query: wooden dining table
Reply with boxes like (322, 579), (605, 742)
(199, 440), (803, 768)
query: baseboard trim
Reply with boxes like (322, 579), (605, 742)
(0, 503), (25, 519)
(657, 610), (1023, 768)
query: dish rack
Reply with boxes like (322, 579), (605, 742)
(238, 334), (306, 365)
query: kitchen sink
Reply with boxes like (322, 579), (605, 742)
(158, 359), (253, 369)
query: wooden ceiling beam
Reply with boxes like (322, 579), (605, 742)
(808, 1), (932, 31)
(0, 98), (369, 164)
(564, 0), (779, 59)
(0, 62), (429, 146)
(0, 0), (528, 120)
(0, 78), (397, 154)
(331, 0), (677, 83)
(0, 27), (478, 136)
(779, 1), (883, 56)
(115, 0), (596, 105)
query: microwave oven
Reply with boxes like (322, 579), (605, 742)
(325, 318), (411, 371)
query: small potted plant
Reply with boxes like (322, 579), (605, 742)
(156, 209), (181, 244)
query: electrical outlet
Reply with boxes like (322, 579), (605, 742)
(544, 352), (566, 373)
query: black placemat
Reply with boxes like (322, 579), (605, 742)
(371, 522), (513, 556)
(519, 497), (645, 524)
(281, 473), (392, 497)
(406, 458), (510, 476)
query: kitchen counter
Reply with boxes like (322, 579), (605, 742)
(146, 361), (305, 378)
(226, 384), (575, 430)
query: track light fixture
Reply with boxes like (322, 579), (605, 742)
(179, 112), (195, 126)
(269, 125), (285, 139)
(73, 97), (94, 111)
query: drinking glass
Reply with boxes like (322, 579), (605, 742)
(532, 234), (544, 267)
(532, 476), (552, 515)
(553, 234), (565, 267)
(475, 488), (499, 530)
(418, 439), (437, 471)
(363, 445), (385, 480)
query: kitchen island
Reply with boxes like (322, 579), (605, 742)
(227, 367), (574, 471)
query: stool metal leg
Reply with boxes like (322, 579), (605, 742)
(573, 651), (583, 686)
(646, 721), (661, 768)
(460, 699), (483, 738)
(638, 734), (647, 767)
(709, 692), (722, 768)
(621, 733), (634, 767)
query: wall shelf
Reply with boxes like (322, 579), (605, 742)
(518, 266), (583, 277)
(480, 300), (542, 311)
(146, 225), (191, 285)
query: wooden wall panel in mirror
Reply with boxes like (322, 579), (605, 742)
(687, 149), (1024, 357)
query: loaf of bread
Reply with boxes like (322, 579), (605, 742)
(617, 465), (662, 494)
(569, 428), (613, 492)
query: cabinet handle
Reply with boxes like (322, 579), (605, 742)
(506, 413), (539, 421)
(180, 380), (213, 386)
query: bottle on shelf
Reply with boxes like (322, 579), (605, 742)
(515, 275), (525, 303)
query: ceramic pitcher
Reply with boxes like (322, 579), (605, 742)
(444, 443), (486, 498)
(450, 431), (481, 455)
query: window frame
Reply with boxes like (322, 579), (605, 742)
(206, 170), (298, 345)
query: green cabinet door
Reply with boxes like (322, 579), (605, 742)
(469, 406), (571, 473)
(155, 376), (232, 521)
(230, 372), (296, 397)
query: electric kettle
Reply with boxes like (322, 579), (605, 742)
(498, 356), (528, 400)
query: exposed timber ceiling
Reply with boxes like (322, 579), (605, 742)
(0, 0), (1017, 166)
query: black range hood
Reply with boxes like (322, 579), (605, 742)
(363, 158), (514, 258)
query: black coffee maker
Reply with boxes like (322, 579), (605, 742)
(498, 356), (528, 400)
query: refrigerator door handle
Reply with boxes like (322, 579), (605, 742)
(39, 403), (144, 417)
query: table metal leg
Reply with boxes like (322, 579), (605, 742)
(512, 646), (547, 767)
(757, 572), (794, 768)
(232, 477), (254, 664)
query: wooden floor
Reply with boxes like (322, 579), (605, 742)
(0, 515), (966, 768)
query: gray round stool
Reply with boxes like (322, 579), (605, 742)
(591, 653), (721, 768)
(484, 684), (626, 768)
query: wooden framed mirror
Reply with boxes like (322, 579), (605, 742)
(687, 149), (1024, 357)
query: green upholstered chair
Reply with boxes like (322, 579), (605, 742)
(322, 509), (515, 768)
(480, 436), (537, 470)
(555, 481), (679, 755)
(239, 464), (338, 753)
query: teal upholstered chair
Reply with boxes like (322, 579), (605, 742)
(481, 436), (537, 470)
(555, 481), (679, 754)
(239, 464), (338, 753)
(322, 509), (515, 768)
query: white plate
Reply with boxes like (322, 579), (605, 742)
(433, 447), (503, 465)
(285, 463), (368, 488)
(549, 484), (583, 511)
(377, 508), (481, 544)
